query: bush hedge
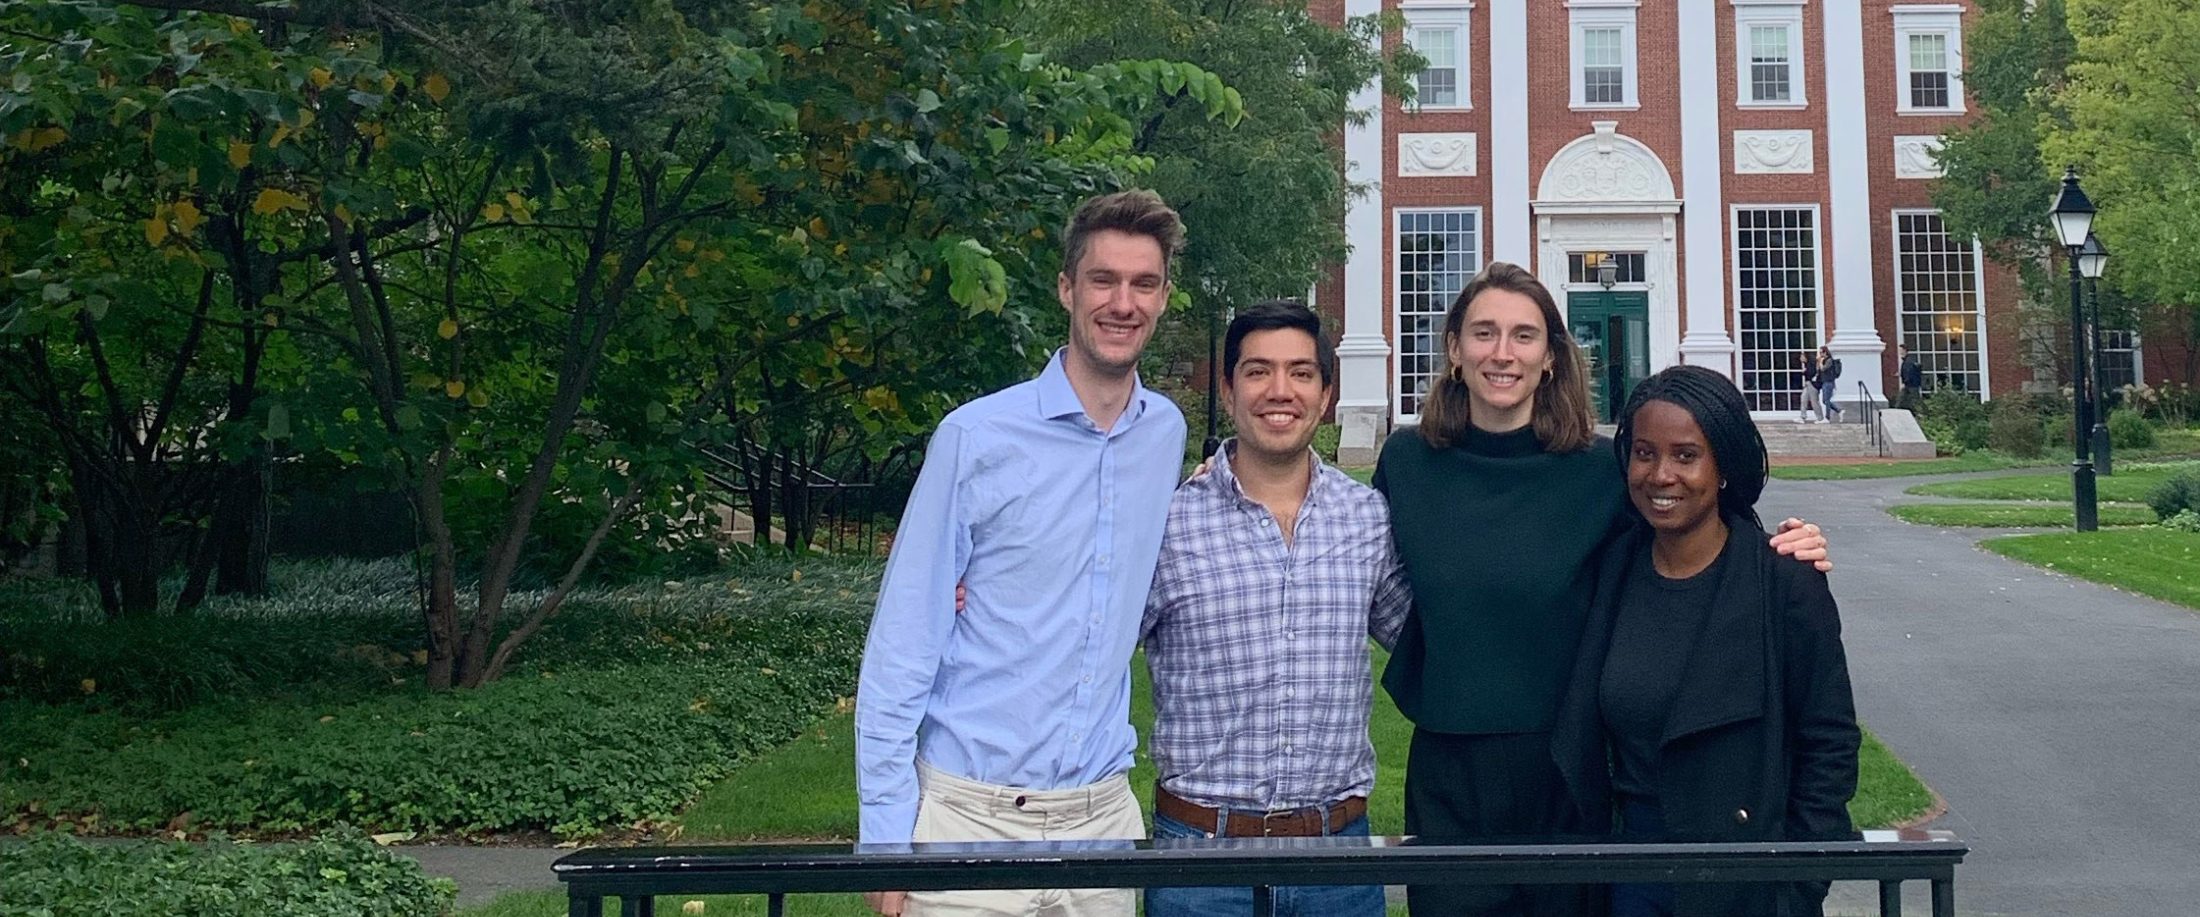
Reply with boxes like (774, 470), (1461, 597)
(2109, 408), (2156, 449)
(0, 829), (455, 917)
(2148, 469), (2200, 521)
(1987, 398), (2046, 458)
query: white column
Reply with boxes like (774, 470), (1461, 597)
(1676, 0), (1735, 372)
(1490, 1), (1531, 265)
(1335, 0), (1389, 464)
(1823, 0), (1886, 408)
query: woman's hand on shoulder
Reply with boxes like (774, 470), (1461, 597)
(1771, 518), (1832, 573)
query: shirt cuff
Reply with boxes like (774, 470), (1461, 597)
(860, 801), (920, 846)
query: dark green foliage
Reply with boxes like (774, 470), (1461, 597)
(1, 556), (876, 837)
(1989, 398), (2048, 457)
(2110, 408), (2157, 449)
(0, 828), (456, 917)
(1916, 389), (1991, 454)
(2147, 469), (2200, 520)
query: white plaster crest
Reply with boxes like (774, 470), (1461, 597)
(1398, 132), (1478, 177)
(1732, 130), (1814, 174)
(1535, 121), (1676, 204)
(1894, 135), (1945, 179)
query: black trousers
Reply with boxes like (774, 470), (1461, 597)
(1404, 728), (1600, 917)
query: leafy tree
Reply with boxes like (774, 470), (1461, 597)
(1019, 0), (1417, 439)
(3, 0), (1240, 685)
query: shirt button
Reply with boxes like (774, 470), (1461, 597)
(1082, 674), (1092, 684)
(1260, 518), (1271, 527)
(1285, 687), (1296, 699)
(1071, 733), (1082, 743)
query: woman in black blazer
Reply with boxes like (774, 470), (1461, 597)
(1552, 365), (1862, 917)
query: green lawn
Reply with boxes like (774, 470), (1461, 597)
(1906, 461), (2199, 503)
(1887, 502), (2157, 528)
(1774, 428), (2200, 481)
(1983, 528), (2200, 612)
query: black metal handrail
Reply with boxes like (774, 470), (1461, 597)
(689, 439), (884, 556)
(1859, 380), (1888, 457)
(555, 831), (1967, 917)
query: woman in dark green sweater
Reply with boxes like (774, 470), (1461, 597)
(1372, 262), (1828, 917)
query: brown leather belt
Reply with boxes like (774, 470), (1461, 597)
(1153, 784), (1368, 838)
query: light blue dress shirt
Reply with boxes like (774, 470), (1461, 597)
(854, 349), (1186, 844)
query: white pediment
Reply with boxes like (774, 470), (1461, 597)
(1534, 121), (1678, 210)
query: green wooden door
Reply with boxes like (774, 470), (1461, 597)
(1568, 291), (1651, 423)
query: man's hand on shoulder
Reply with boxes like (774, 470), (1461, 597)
(1771, 518), (1832, 573)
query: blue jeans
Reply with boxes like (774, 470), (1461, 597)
(1820, 382), (1842, 418)
(1144, 810), (1387, 917)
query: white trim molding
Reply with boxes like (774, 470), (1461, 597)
(1680, 0), (1735, 368)
(1533, 121), (1678, 213)
(1893, 135), (1945, 178)
(1733, 130), (1815, 174)
(1568, 0), (1641, 110)
(1733, 1), (1808, 109)
(1401, 2), (1474, 111)
(1398, 132), (1478, 177)
(1491, 1), (1531, 262)
(1893, 5), (1966, 115)
(1336, 0), (1388, 464)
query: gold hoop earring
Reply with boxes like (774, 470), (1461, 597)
(1449, 365), (1465, 384)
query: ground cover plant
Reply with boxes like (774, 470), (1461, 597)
(1903, 461), (2200, 504)
(1, 556), (876, 839)
(1887, 503), (2156, 528)
(1983, 529), (2200, 613)
(0, 829), (455, 917)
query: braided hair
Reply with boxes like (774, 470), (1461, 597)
(1611, 365), (1769, 531)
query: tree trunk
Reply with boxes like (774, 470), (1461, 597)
(215, 454), (270, 596)
(415, 464), (463, 690)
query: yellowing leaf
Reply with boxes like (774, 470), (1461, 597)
(683, 901), (707, 916)
(807, 216), (829, 239)
(171, 200), (204, 235)
(503, 192), (531, 223)
(411, 649), (428, 665)
(481, 202), (505, 222)
(269, 124), (292, 149)
(143, 218), (169, 247)
(8, 126), (66, 152)
(79, 679), (96, 694)
(444, 380), (466, 398)
(308, 67), (333, 89)
(437, 318), (459, 339)
(252, 188), (309, 215)
(369, 831), (415, 846)
(333, 204), (354, 225)
(675, 237), (696, 254)
(381, 72), (398, 93)
(466, 387), (489, 408)
(228, 140), (252, 169)
(318, 715), (335, 723)
(422, 73), (450, 103)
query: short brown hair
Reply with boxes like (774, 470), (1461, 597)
(1062, 189), (1185, 277)
(1417, 261), (1596, 453)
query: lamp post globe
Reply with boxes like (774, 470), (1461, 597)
(2080, 233), (2112, 475)
(2050, 167), (2099, 531)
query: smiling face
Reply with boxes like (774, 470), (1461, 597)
(1225, 327), (1334, 464)
(1058, 229), (1170, 378)
(1447, 288), (1554, 432)
(1626, 399), (1724, 536)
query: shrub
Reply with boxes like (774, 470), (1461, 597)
(2161, 509), (2200, 533)
(0, 828), (455, 917)
(1, 610), (866, 838)
(1313, 423), (1341, 463)
(2109, 408), (2157, 449)
(2146, 469), (2200, 521)
(1987, 398), (2046, 458)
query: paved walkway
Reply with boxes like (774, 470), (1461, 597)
(406, 469), (2200, 914)
(1762, 472), (2200, 917)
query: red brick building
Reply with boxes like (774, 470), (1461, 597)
(1309, 0), (2117, 463)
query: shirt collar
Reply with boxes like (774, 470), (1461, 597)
(1212, 439), (1326, 509)
(1035, 347), (1153, 429)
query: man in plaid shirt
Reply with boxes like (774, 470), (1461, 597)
(1140, 300), (1412, 917)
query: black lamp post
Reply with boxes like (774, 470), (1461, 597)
(2078, 232), (2111, 475)
(1203, 300), (1222, 460)
(2049, 166), (2098, 532)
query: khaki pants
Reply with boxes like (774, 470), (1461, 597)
(905, 762), (1143, 917)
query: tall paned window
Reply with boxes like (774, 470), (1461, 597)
(1749, 25), (1792, 102)
(1894, 211), (1986, 396)
(1395, 209), (1481, 419)
(1582, 29), (1624, 103)
(1907, 34), (1949, 108)
(1404, 6), (1471, 110)
(1893, 7), (1964, 113)
(1736, 4), (1807, 107)
(1570, 2), (1636, 108)
(2100, 330), (2140, 394)
(1733, 207), (1821, 412)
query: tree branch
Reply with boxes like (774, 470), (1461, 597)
(479, 473), (646, 682)
(145, 270), (218, 454)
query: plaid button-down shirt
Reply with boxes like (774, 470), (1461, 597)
(1140, 444), (1412, 812)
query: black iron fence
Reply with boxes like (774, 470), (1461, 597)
(555, 831), (1967, 917)
(1860, 380), (1888, 457)
(693, 441), (896, 558)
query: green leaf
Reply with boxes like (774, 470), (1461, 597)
(985, 128), (1009, 153)
(265, 403), (291, 441)
(915, 89), (942, 113)
(395, 405), (422, 430)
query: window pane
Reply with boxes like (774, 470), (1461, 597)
(1585, 67), (1624, 103)
(1748, 25), (1791, 101)
(1735, 208), (1821, 412)
(1412, 26), (1459, 106)
(1895, 212), (1984, 398)
(1583, 27), (1622, 67)
(1395, 211), (1481, 418)
(2100, 330), (2138, 393)
(1910, 71), (1949, 109)
(1750, 25), (1789, 63)
(1909, 33), (1947, 71)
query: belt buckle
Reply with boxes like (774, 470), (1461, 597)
(1261, 806), (1311, 837)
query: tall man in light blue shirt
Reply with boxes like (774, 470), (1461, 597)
(855, 190), (1188, 917)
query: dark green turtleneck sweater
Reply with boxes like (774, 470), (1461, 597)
(1372, 424), (1626, 735)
